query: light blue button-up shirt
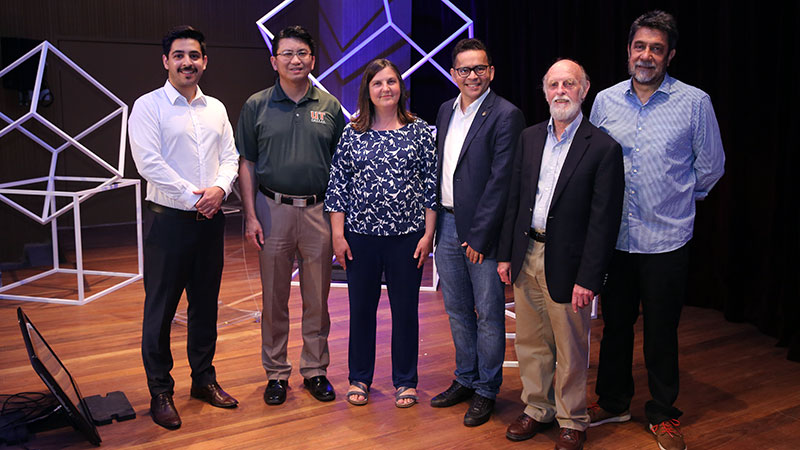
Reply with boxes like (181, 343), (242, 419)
(589, 74), (725, 254)
(532, 112), (583, 231)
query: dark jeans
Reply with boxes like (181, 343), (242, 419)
(141, 210), (225, 397)
(345, 230), (423, 389)
(596, 245), (689, 424)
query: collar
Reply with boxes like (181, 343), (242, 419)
(451, 87), (491, 115)
(271, 79), (319, 104)
(625, 73), (674, 101)
(547, 111), (583, 141)
(163, 80), (206, 105)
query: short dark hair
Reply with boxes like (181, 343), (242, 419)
(628, 10), (679, 52)
(272, 25), (316, 56)
(162, 25), (206, 56)
(451, 38), (492, 67)
(351, 59), (416, 133)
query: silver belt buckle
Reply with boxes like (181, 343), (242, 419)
(292, 197), (308, 207)
(274, 192), (282, 204)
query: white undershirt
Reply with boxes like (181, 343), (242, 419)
(440, 88), (491, 208)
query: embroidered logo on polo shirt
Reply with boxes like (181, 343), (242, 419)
(310, 111), (327, 123)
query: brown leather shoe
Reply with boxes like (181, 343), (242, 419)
(190, 381), (238, 408)
(150, 392), (181, 429)
(505, 413), (554, 441)
(555, 427), (586, 450)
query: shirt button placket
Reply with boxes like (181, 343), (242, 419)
(190, 105), (206, 187)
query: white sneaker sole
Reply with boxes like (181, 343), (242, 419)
(588, 411), (632, 427)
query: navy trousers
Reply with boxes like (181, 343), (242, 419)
(345, 230), (424, 389)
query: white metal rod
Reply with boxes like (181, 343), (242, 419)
(72, 193), (85, 301)
(0, 268), (58, 292)
(29, 45), (48, 113)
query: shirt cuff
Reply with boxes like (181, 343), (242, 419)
(180, 189), (202, 210)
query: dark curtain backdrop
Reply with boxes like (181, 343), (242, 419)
(411, 0), (800, 361)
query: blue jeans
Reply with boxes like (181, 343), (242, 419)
(434, 212), (506, 399)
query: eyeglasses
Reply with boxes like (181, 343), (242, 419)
(276, 50), (312, 60)
(453, 65), (489, 78)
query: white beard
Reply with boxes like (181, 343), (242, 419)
(549, 96), (580, 122)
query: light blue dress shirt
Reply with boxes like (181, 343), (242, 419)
(589, 74), (725, 254)
(532, 113), (584, 231)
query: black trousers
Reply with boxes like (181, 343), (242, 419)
(345, 230), (423, 389)
(596, 245), (689, 424)
(141, 209), (225, 397)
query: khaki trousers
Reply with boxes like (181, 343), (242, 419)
(513, 240), (590, 431)
(255, 191), (332, 380)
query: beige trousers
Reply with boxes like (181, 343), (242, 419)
(255, 191), (332, 380)
(513, 240), (590, 431)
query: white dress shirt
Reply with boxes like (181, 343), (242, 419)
(440, 88), (491, 208)
(129, 81), (239, 211)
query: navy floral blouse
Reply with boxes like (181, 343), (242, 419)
(325, 117), (437, 236)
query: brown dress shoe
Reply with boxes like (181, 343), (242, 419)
(190, 381), (238, 408)
(150, 392), (181, 429)
(555, 427), (586, 450)
(506, 413), (554, 441)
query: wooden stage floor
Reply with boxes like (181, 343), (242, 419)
(1, 224), (799, 449)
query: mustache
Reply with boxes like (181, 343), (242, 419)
(550, 95), (572, 105)
(635, 62), (656, 69)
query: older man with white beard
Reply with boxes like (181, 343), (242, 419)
(497, 59), (623, 450)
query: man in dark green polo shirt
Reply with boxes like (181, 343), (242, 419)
(237, 25), (345, 406)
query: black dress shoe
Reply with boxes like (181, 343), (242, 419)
(190, 381), (238, 408)
(304, 375), (335, 402)
(464, 394), (495, 427)
(150, 392), (181, 429)
(430, 380), (475, 408)
(264, 379), (288, 405)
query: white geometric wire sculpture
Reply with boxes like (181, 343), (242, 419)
(0, 41), (143, 305)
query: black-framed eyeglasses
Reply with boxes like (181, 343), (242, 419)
(276, 50), (312, 60)
(454, 65), (489, 78)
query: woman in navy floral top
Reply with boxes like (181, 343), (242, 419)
(325, 58), (437, 408)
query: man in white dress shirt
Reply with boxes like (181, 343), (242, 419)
(129, 25), (239, 430)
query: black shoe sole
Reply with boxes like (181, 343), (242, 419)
(152, 416), (181, 430)
(464, 414), (492, 427)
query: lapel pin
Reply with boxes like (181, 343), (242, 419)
(482, 111), (486, 116)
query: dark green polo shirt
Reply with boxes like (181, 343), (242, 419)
(236, 81), (346, 195)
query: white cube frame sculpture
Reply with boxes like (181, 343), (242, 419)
(0, 41), (143, 305)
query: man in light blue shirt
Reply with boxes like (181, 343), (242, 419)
(587, 10), (725, 450)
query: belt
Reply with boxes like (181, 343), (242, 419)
(442, 206), (455, 215)
(259, 185), (323, 207)
(530, 228), (546, 243)
(149, 202), (208, 221)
